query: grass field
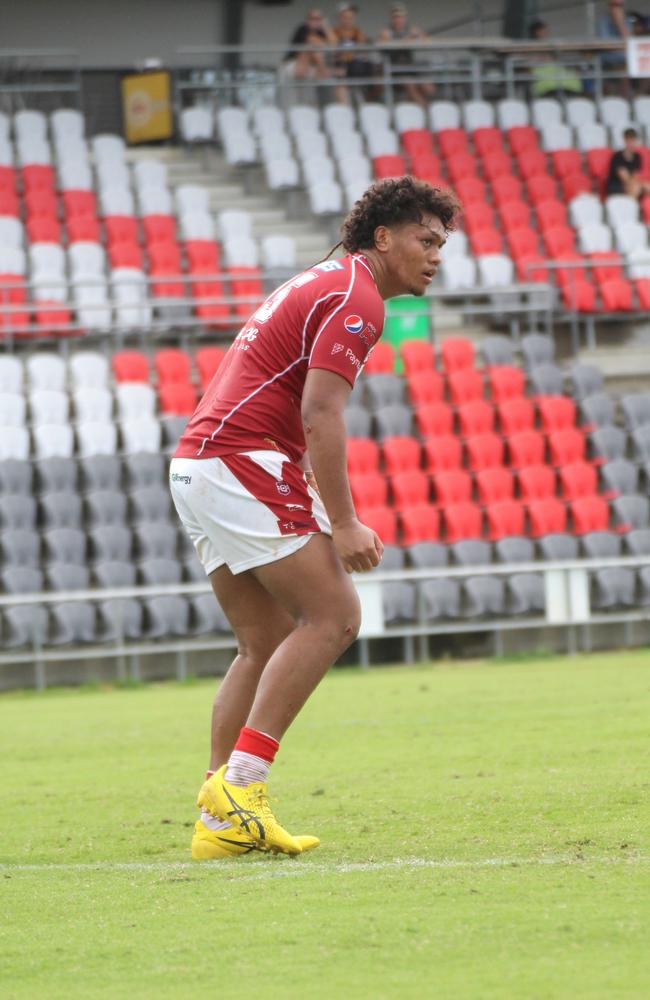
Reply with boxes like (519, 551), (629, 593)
(1, 650), (649, 1000)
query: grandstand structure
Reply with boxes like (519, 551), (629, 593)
(2, 29), (650, 686)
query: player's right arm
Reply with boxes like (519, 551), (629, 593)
(302, 369), (383, 573)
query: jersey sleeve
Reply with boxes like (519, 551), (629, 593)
(308, 282), (383, 387)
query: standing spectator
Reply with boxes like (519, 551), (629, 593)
(332, 3), (376, 104)
(597, 0), (631, 94)
(605, 127), (650, 197)
(283, 8), (338, 84)
(377, 3), (435, 107)
(528, 19), (583, 98)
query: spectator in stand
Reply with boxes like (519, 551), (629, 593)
(332, 3), (377, 104)
(376, 3), (434, 107)
(597, 0), (631, 94)
(283, 8), (338, 84)
(528, 19), (583, 99)
(605, 127), (650, 197)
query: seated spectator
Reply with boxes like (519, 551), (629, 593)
(605, 127), (650, 197)
(597, 0), (631, 94)
(377, 3), (434, 108)
(332, 3), (377, 104)
(283, 8), (337, 83)
(529, 19), (582, 99)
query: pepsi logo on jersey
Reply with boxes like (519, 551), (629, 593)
(344, 314), (364, 335)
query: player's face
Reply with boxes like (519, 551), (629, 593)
(385, 215), (446, 296)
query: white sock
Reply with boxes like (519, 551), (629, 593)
(200, 810), (232, 831)
(225, 750), (271, 787)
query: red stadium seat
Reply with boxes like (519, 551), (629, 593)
(359, 505), (398, 544)
(447, 368), (484, 405)
(21, 165), (55, 192)
(229, 267), (264, 318)
(518, 464), (556, 501)
(105, 214), (139, 245)
(440, 336), (475, 373)
(457, 399), (494, 436)
(507, 125), (539, 155)
(382, 435), (422, 474)
(481, 152), (514, 183)
(350, 472), (389, 510)
(446, 152), (480, 184)
(473, 127), (504, 156)
(547, 427), (586, 466)
(516, 148), (548, 181)
(410, 152), (441, 179)
(586, 148), (612, 186)
(589, 251), (623, 282)
(33, 302), (71, 334)
(640, 195), (650, 223)
(551, 149), (582, 179)
(475, 466), (514, 505)
(536, 198), (568, 230)
(399, 503), (440, 545)
(527, 497), (567, 537)
(415, 400), (454, 436)
(109, 242), (144, 269)
(63, 190), (97, 220)
(561, 278), (597, 312)
(464, 203), (496, 235)
(27, 217), (61, 243)
(0, 273), (28, 332)
(498, 396), (535, 435)
(391, 469), (430, 508)
(195, 345), (227, 389)
(465, 432), (504, 470)
(559, 461), (598, 500)
(527, 174), (557, 205)
(491, 174), (523, 208)
(402, 129), (435, 158)
(407, 369), (444, 406)
(399, 339), (435, 375)
(508, 430), (546, 467)
(150, 241), (185, 297)
(499, 199), (530, 232)
(542, 225), (576, 257)
(515, 253), (551, 283)
(443, 501), (483, 542)
(155, 348), (192, 385)
(191, 279), (229, 325)
(143, 214), (176, 244)
(570, 495), (610, 534)
(66, 216), (101, 243)
(185, 239), (221, 274)
(437, 128), (469, 157)
(158, 382), (197, 415)
(24, 189), (57, 220)
(0, 166), (16, 193)
(0, 191), (19, 216)
(363, 340), (394, 374)
(487, 365), (526, 403)
(422, 434), (463, 473)
(561, 173), (592, 200)
(508, 227), (539, 258)
(599, 277), (633, 311)
(373, 155), (406, 179)
(634, 277), (650, 309)
(454, 176), (487, 205)
(112, 351), (150, 382)
(432, 468), (473, 506)
(486, 499), (525, 540)
(348, 437), (381, 475)
(536, 395), (576, 433)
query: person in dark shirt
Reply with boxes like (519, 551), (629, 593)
(283, 8), (337, 82)
(606, 127), (650, 197)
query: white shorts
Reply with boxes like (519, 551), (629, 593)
(169, 451), (331, 576)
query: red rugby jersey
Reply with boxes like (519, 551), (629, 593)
(174, 253), (384, 463)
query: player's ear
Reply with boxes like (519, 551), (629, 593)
(373, 225), (391, 252)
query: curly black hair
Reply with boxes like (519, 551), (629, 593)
(340, 176), (460, 253)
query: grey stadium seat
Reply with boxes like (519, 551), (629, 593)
(463, 576), (506, 617)
(40, 491), (83, 529)
(538, 533), (579, 560)
(1, 566), (48, 648)
(621, 393), (650, 430)
(610, 494), (650, 531)
(0, 494), (36, 530)
(505, 573), (545, 615)
(407, 541), (449, 569)
(579, 393), (615, 429)
(568, 363), (604, 400)
(134, 522), (178, 559)
(0, 459), (32, 495)
(139, 558), (189, 638)
(637, 566), (650, 605)
(589, 427), (627, 462)
(130, 486), (172, 524)
(348, 379), (366, 407)
(123, 452), (166, 489)
(495, 535), (534, 563)
(521, 333), (554, 368)
(630, 426), (650, 462)
(528, 363), (564, 396)
(581, 531), (622, 559)
(46, 563), (97, 644)
(481, 334), (515, 366)
(374, 404), (413, 440)
(1, 528), (40, 566)
(599, 460), (638, 497)
(81, 454), (122, 492)
(591, 567), (636, 609)
(191, 593), (231, 634)
(88, 525), (132, 562)
(451, 539), (491, 566)
(364, 374), (404, 410)
(36, 457), (78, 494)
(184, 552), (207, 581)
(94, 560), (143, 641)
(161, 415), (188, 451)
(344, 406), (372, 437)
(375, 545), (405, 570)
(43, 527), (86, 565)
(420, 578), (461, 620)
(382, 581), (417, 624)
(86, 489), (128, 526)
(625, 528), (650, 555)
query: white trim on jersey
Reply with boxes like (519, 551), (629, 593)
(308, 255), (358, 363)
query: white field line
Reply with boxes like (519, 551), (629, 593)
(1, 855), (647, 879)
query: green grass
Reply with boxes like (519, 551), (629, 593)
(1, 650), (649, 1000)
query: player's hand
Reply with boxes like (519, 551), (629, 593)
(332, 518), (384, 574)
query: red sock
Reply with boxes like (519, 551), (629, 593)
(234, 726), (279, 763)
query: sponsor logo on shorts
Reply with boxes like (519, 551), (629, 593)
(345, 348), (361, 371)
(170, 472), (192, 485)
(276, 481), (291, 495)
(331, 342), (344, 355)
(344, 314), (364, 335)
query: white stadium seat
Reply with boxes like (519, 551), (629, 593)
(462, 100), (495, 131)
(100, 186), (135, 216)
(531, 98), (563, 128)
(294, 130), (328, 162)
(0, 246), (26, 274)
(540, 123), (573, 152)
(0, 217), (23, 248)
(265, 158), (300, 191)
(68, 242), (105, 277)
(51, 109), (85, 144)
(27, 353), (66, 391)
(309, 181), (343, 215)
(366, 129), (399, 158)
(323, 104), (356, 138)
(0, 355), (24, 393)
(578, 223), (613, 254)
(605, 195), (639, 228)
(566, 98), (597, 128)
(614, 221), (649, 254)
(77, 420), (118, 457)
(478, 253), (515, 287)
(394, 102), (426, 133)
(121, 418), (162, 454)
(138, 186), (173, 216)
(14, 110), (47, 143)
(30, 242), (65, 279)
(569, 194), (603, 228)
(175, 184), (210, 215)
(73, 386), (113, 422)
(575, 123), (608, 152)
(252, 106), (285, 137)
(133, 159), (167, 191)
(180, 106), (213, 143)
(359, 103), (391, 138)
(261, 234), (296, 270)
(115, 382), (156, 420)
(33, 423), (74, 460)
(287, 105), (321, 137)
(0, 393), (26, 426)
(428, 101), (461, 131)
(497, 99), (529, 129)
(338, 155), (372, 187)
(218, 209), (253, 241)
(224, 236), (259, 268)
(303, 156), (336, 187)
(110, 268), (152, 330)
(443, 230), (469, 258)
(441, 254), (476, 290)
(0, 425), (29, 460)
(69, 351), (109, 390)
(599, 97), (631, 128)
(29, 389), (69, 426)
(17, 137), (51, 166)
(92, 134), (126, 164)
(179, 210), (216, 241)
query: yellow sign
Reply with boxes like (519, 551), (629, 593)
(121, 71), (172, 144)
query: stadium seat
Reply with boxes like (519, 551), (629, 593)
(391, 470), (430, 508)
(465, 432), (504, 470)
(159, 383), (197, 415)
(457, 399), (494, 436)
(407, 370), (444, 406)
(350, 471), (389, 510)
(415, 401), (454, 437)
(348, 437), (380, 475)
(536, 396), (576, 433)
(359, 505), (398, 544)
(382, 435), (421, 474)
(432, 468), (472, 506)
(362, 341), (395, 375)
(400, 339), (435, 375)
(518, 464), (556, 501)
(571, 495), (610, 534)
(443, 501), (483, 542)
(486, 499), (525, 540)
(487, 365), (525, 403)
(475, 466), (514, 504)
(527, 497), (567, 537)
(559, 461), (598, 500)
(422, 434), (462, 474)
(508, 430), (546, 467)
(399, 503), (439, 545)
(447, 369), (484, 406)
(548, 427), (586, 466)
